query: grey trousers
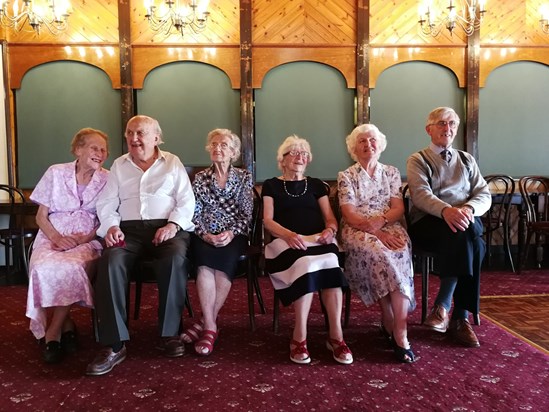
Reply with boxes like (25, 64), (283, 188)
(94, 220), (190, 346)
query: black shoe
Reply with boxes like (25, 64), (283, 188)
(61, 330), (79, 354)
(43, 341), (64, 364)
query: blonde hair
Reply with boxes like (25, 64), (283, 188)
(70, 128), (109, 156)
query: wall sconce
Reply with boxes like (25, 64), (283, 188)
(0, 0), (71, 35)
(144, 0), (210, 37)
(541, 5), (549, 34)
(418, 0), (487, 37)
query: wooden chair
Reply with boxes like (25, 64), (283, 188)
(518, 176), (549, 272)
(272, 181), (351, 334)
(0, 185), (37, 283)
(482, 175), (516, 272)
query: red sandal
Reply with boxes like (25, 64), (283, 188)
(326, 338), (353, 365)
(290, 339), (311, 364)
(194, 330), (218, 356)
(181, 322), (203, 344)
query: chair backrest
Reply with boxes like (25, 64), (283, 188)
(519, 176), (549, 224)
(483, 175), (515, 233)
(0, 184), (27, 230)
(249, 186), (263, 248)
(402, 184), (412, 229)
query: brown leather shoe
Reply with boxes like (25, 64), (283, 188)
(449, 319), (480, 348)
(424, 305), (449, 332)
(161, 337), (185, 358)
(86, 345), (127, 376)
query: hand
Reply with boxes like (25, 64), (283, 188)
(375, 231), (406, 250)
(204, 231), (234, 248)
(51, 233), (79, 251)
(317, 228), (334, 245)
(152, 223), (178, 246)
(283, 231), (307, 250)
(105, 226), (125, 247)
(361, 216), (386, 234)
(442, 207), (473, 233)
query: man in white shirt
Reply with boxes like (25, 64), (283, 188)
(86, 115), (195, 376)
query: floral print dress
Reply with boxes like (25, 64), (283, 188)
(337, 162), (415, 309)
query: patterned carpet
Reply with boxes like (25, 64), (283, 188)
(1, 271), (548, 411)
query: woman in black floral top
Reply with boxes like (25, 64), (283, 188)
(182, 129), (253, 356)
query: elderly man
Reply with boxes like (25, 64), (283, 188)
(86, 115), (195, 376)
(406, 107), (491, 348)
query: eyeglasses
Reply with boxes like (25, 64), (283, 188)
(210, 142), (229, 150)
(283, 150), (310, 158)
(430, 120), (459, 129)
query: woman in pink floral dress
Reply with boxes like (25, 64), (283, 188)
(338, 124), (416, 363)
(26, 128), (109, 364)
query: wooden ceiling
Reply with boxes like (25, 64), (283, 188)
(1, 0), (548, 46)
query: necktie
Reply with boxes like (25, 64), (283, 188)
(440, 149), (451, 163)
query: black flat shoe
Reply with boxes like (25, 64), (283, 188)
(392, 343), (416, 364)
(43, 341), (64, 364)
(61, 329), (78, 354)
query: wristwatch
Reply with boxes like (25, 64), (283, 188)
(169, 221), (181, 232)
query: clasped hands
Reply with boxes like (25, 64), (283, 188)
(442, 206), (474, 233)
(51, 233), (90, 251)
(203, 230), (235, 248)
(362, 216), (405, 251)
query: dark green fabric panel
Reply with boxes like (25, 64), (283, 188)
(370, 61), (465, 179)
(16, 61), (122, 188)
(255, 62), (355, 182)
(479, 61), (549, 177)
(136, 62), (240, 167)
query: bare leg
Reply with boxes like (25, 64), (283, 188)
(196, 265), (232, 332)
(292, 293), (314, 342)
(320, 287), (344, 341)
(44, 306), (71, 343)
(389, 291), (411, 349)
(378, 294), (395, 336)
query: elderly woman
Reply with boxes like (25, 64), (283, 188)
(181, 128), (253, 356)
(337, 124), (416, 363)
(263, 135), (352, 365)
(26, 128), (109, 364)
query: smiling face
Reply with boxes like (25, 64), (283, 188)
(75, 133), (108, 171)
(125, 117), (159, 162)
(208, 133), (235, 165)
(426, 111), (460, 149)
(354, 131), (381, 164)
(281, 145), (310, 177)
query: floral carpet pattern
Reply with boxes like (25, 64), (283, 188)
(1, 271), (548, 411)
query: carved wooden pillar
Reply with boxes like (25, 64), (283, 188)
(118, 0), (134, 143)
(356, 0), (370, 125)
(465, 30), (480, 161)
(240, 0), (254, 176)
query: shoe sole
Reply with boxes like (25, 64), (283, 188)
(290, 355), (311, 364)
(325, 341), (353, 365)
(85, 353), (127, 376)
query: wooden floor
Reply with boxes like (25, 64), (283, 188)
(480, 294), (549, 354)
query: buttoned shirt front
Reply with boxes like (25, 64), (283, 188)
(96, 149), (195, 237)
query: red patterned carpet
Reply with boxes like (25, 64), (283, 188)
(1, 270), (549, 411)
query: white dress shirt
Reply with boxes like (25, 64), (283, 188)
(96, 150), (195, 237)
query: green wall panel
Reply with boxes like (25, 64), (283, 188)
(16, 61), (122, 188)
(255, 62), (355, 182)
(136, 62), (240, 168)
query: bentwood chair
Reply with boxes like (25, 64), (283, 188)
(0, 185), (37, 283)
(518, 176), (549, 272)
(482, 175), (516, 272)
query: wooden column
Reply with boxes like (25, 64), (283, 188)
(240, 0), (254, 176)
(2, 41), (14, 185)
(118, 0), (134, 141)
(465, 29), (480, 161)
(356, 0), (370, 125)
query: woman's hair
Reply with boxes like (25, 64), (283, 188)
(345, 124), (387, 161)
(426, 107), (460, 127)
(205, 128), (241, 162)
(276, 135), (313, 171)
(70, 128), (109, 156)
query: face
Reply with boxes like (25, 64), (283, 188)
(355, 131), (381, 162)
(209, 134), (235, 164)
(281, 145), (310, 175)
(125, 118), (159, 161)
(426, 113), (460, 149)
(75, 134), (108, 171)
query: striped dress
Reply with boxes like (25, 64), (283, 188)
(262, 177), (347, 306)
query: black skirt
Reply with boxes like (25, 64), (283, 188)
(191, 234), (248, 281)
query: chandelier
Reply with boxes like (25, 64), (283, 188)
(144, 0), (210, 37)
(541, 5), (549, 34)
(0, 0), (71, 35)
(418, 0), (487, 37)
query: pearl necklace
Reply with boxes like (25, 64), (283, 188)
(283, 177), (308, 197)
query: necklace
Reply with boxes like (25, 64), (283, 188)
(283, 177), (308, 197)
